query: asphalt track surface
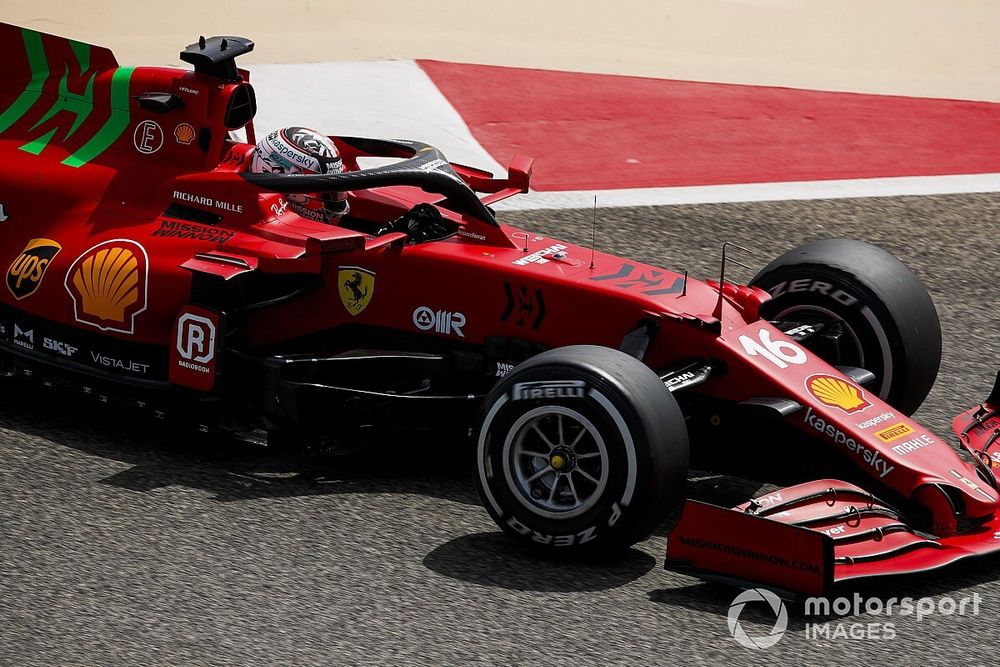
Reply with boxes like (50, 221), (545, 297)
(2, 194), (999, 666)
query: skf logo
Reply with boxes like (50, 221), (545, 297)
(65, 240), (149, 334)
(875, 422), (915, 443)
(338, 267), (375, 316)
(43, 337), (78, 357)
(7, 238), (61, 300)
(169, 306), (221, 391)
(413, 306), (466, 337)
(805, 374), (871, 414)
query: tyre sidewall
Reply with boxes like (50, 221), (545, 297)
(475, 357), (668, 551)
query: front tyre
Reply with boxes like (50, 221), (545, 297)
(752, 238), (941, 415)
(474, 345), (689, 555)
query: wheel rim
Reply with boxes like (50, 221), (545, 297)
(502, 405), (610, 519)
(772, 303), (893, 397)
(773, 304), (865, 367)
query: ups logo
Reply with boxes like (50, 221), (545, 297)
(7, 238), (61, 300)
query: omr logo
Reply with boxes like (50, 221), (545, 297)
(413, 306), (466, 337)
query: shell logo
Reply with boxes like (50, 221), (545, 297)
(805, 373), (871, 414)
(65, 240), (149, 334)
(174, 123), (196, 145)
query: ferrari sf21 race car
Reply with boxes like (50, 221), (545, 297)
(2, 24), (1000, 596)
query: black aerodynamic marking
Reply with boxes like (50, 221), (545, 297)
(532, 289), (546, 330)
(617, 269), (663, 289)
(515, 286), (533, 327)
(642, 277), (685, 296)
(501, 283), (546, 329)
(591, 263), (634, 281)
(501, 282), (515, 322)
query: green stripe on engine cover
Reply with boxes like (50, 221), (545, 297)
(63, 66), (134, 168)
(0, 29), (49, 135)
(0, 28), (135, 168)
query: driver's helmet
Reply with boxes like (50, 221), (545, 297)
(249, 126), (349, 222)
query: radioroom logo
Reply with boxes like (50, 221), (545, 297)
(727, 588), (788, 649)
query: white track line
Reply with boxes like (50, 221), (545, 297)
(492, 173), (1000, 210)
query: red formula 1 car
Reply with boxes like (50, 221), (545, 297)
(2, 24), (1000, 595)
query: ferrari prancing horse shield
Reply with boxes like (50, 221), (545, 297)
(338, 266), (375, 316)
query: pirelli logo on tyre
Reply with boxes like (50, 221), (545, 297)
(875, 422), (915, 443)
(512, 381), (586, 401)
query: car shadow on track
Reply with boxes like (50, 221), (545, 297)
(420, 474), (770, 594)
(4, 379), (662, 593)
(650, 553), (1000, 624)
(0, 379), (482, 506)
(423, 531), (657, 592)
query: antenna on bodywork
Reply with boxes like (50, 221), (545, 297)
(589, 196), (597, 269)
(712, 242), (753, 321)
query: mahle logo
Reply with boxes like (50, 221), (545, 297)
(6, 238), (61, 300)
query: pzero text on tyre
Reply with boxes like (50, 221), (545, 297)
(474, 345), (689, 554)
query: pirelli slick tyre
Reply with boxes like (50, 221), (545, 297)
(474, 345), (689, 555)
(752, 238), (941, 415)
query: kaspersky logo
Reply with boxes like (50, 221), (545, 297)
(0, 27), (134, 168)
(804, 407), (895, 478)
(805, 373), (871, 414)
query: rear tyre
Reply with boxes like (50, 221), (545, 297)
(474, 345), (689, 554)
(752, 238), (941, 415)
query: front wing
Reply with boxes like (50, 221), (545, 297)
(665, 374), (1000, 596)
(664, 479), (1000, 596)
